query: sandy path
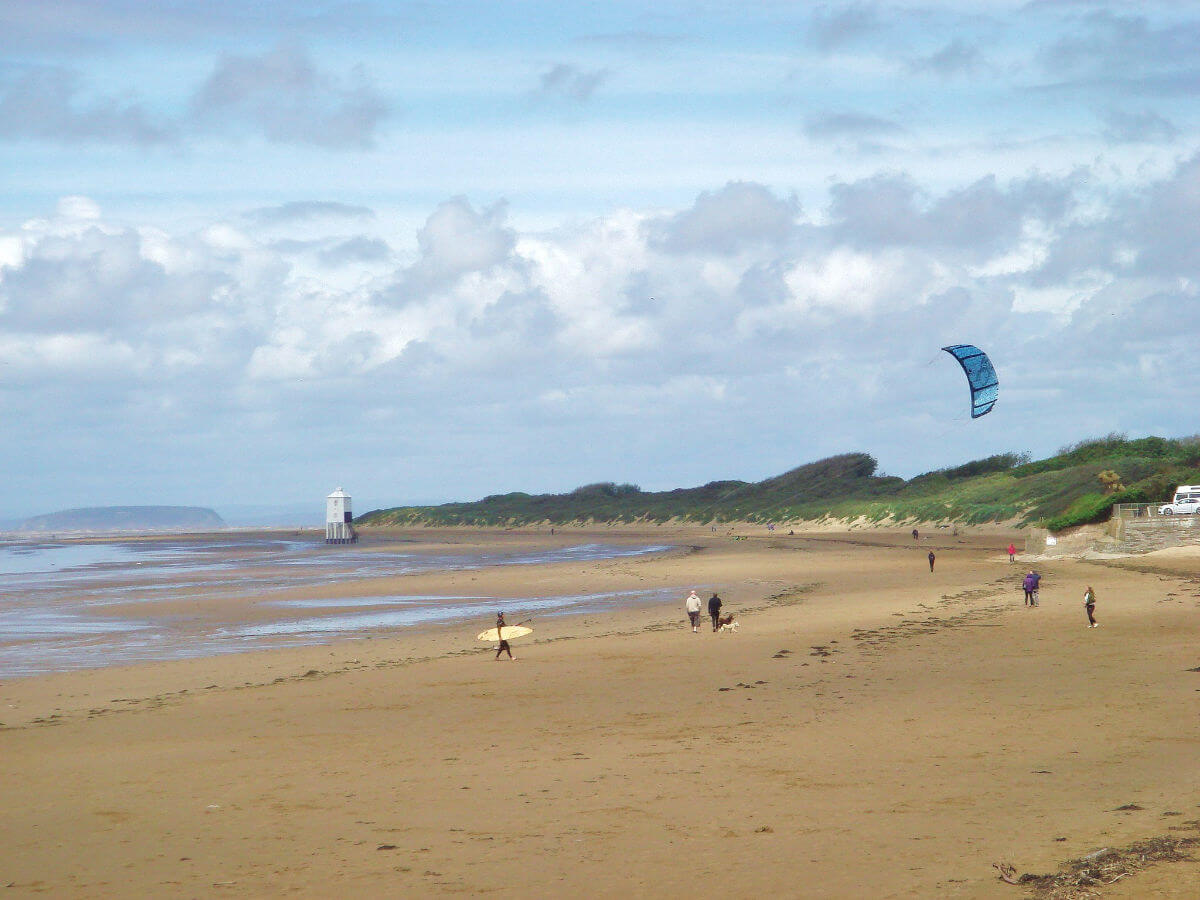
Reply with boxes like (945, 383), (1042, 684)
(1, 527), (1198, 897)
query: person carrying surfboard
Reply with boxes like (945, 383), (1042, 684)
(494, 612), (515, 660)
(476, 617), (532, 657)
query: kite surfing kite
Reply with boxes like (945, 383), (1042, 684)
(941, 344), (998, 418)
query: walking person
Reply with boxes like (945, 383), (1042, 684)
(928, 550), (936, 572)
(1022, 570), (1041, 606)
(1084, 586), (1098, 627)
(494, 611), (515, 660)
(708, 592), (723, 632)
(912, 528), (919, 542)
(685, 590), (702, 633)
(1008, 542), (1017, 563)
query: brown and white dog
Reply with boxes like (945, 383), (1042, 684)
(716, 614), (739, 633)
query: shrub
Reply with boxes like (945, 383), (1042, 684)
(1044, 488), (1148, 531)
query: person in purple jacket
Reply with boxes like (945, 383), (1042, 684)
(1022, 570), (1041, 606)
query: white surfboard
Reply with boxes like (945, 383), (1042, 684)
(476, 625), (533, 642)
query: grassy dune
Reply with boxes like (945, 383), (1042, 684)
(358, 435), (1200, 530)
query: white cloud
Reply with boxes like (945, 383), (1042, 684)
(7, 152), (1200, 507)
(646, 182), (801, 255)
(56, 195), (102, 220)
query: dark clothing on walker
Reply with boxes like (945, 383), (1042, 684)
(708, 594), (723, 631)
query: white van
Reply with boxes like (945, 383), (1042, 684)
(1159, 485), (1200, 515)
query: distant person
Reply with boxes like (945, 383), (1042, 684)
(1008, 542), (1017, 563)
(494, 611), (515, 660)
(912, 528), (919, 542)
(1022, 570), (1041, 606)
(928, 550), (936, 572)
(1084, 586), (1098, 627)
(685, 590), (702, 633)
(708, 592), (723, 632)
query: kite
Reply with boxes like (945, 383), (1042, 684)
(941, 344), (998, 418)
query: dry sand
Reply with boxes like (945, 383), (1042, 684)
(1, 526), (1198, 898)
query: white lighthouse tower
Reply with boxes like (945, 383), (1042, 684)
(325, 487), (357, 544)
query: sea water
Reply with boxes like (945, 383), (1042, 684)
(0, 536), (677, 677)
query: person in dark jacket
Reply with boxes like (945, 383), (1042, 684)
(928, 550), (936, 572)
(1022, 571), (1042, 606)
(708, 593), (723, 632)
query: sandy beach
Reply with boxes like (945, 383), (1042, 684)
(1, 525), (1198, 898)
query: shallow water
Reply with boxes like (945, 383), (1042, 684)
(0, 535), (677, 677)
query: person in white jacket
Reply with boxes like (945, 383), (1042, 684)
(685, 590), (702, 633)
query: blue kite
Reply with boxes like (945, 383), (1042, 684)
(941, 344), (998, 418)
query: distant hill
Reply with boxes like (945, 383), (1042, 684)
(19, 506), (226, 533)
(357, 435), (1200, 531)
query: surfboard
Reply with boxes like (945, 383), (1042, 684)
(476, 625), (533, 642)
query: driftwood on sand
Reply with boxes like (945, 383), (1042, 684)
(993, 830), (1199, 898)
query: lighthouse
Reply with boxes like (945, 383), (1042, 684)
(325, 488), (357, 544)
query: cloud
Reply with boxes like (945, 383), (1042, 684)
(0, 46), (389, 149)
(826, 172), (1075, 259)
(908, 39), (982, 77)
(0, 0), (218, 52)
(1100, 108), (1178, 144)
(318, 236), (391, 267)
(1117, 153), (1200, 277)
(13, 155), (1200, 506)
(809, 3), (883, 52)
(803, 111), (904, 141)
(1037, 11), (1200, 95)
(190, 43), (389, 148)
(0, 65), (173, 144)
(386, 197), (517, 301)
(469, 288), (559, 342)
(646, 182), (801, 255)
(535, 63), (609, 102)
(0, 225), (228, 333)
(56, 196), (103, 220)
(245, 201), (376, 225)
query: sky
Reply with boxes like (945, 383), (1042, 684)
(3, 0), (1200, 521)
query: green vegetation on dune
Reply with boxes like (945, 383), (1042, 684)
(357, 435), (1200, 531)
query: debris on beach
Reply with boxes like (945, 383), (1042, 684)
(993, 861), (1019, 884)
(993, 831), (1200, 897)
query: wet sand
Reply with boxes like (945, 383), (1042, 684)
(1, 525), (1198, 897)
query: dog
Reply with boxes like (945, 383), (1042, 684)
(716, 614), (739, 633)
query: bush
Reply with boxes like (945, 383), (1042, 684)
(1044, 488), (1148, 531)
(913, 452), (1029, 483)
